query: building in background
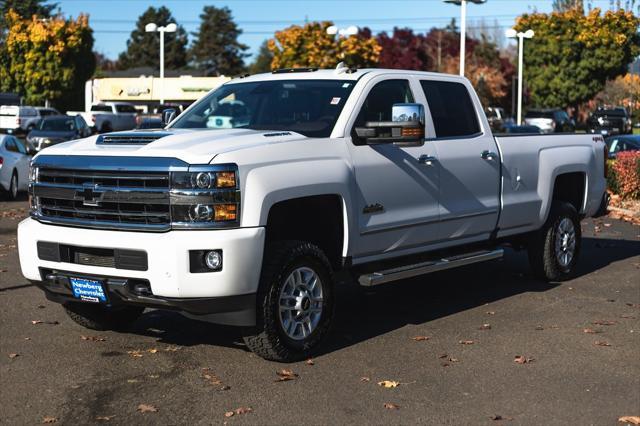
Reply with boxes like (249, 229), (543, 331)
(83, 69), (230, 112)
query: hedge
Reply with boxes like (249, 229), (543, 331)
(609, 151), (640, 199)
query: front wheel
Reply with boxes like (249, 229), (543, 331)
(243, 241), (335, 362)
(528, 201), (581, 281)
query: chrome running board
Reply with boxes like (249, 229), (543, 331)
(358, 249), (504, 287)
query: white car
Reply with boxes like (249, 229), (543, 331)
(0, 134), (30, 199)
(18, 67), (607, 361)
(68, 102), (138, 133)
(0, 105), (60, 135)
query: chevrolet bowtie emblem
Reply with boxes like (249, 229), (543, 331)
(76, 183), (104, 207)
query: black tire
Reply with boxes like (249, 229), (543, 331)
(6, 171), (18, 200)
(243, 241), (335, 362)
(100, 122), (113, 133)
(528, 201), (581, 281)
(64, 302), (144, 331)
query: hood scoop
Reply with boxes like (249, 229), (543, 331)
(96, 131), (172, 145)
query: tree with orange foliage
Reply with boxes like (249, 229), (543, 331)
(268, 21), (380, 70)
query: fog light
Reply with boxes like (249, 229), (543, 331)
(204, 250), (222, 270)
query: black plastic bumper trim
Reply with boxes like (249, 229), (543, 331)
(33, 268), (256, 326)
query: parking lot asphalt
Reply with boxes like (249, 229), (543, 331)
(1, 198), (639, 425)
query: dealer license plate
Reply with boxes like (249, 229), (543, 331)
(70, 277), (107, 303)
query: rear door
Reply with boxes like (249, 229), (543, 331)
(418, 78), (500, 242)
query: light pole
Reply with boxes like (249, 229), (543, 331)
(444, 0), (487, 77)
(506, 28), (534, 125)
(145, 22), (177, 105)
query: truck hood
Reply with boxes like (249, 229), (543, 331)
(35, 128), (307, 164)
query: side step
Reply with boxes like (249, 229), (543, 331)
(358, 249), (504, 287)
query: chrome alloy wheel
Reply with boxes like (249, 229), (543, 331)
(554, 217), (576, 268)
(278, 266), (324, 340)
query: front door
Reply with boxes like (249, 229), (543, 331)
(346, 77), (440, 260)
(418, 78), (501, 242)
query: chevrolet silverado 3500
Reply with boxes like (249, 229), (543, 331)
(18, 67), (608, 361)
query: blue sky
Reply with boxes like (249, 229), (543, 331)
(55, 0), (622, 60)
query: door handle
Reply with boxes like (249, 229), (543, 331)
(481, 150), (497, 161)
(418, 155), (437, 165)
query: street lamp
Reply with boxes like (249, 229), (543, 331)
(326, 25), (359, 36)
(506, 28), (534, 125)
(444, 0), (487, 77)
(145, 22), (177, 105)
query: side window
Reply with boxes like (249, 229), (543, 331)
(15, 138), (27, 154)
(352, 79), (414, 145)
(420, 80), (480, 138)
(5, 138), (18, 152)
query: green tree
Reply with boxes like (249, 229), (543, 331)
(189, 5), (248, 76)
(117, 6), (187, 71)
(515, 8), (640, 110)
(248, 40), (274, 74)
(0, 0), (57, 32)
(0, 10), (95, 111)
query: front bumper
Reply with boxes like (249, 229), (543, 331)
(18, 218), (266, 323)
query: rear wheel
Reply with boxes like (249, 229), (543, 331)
(528, 201), (581, 281)
(64, 303), (144, 331)
(243, 241), (335, 362)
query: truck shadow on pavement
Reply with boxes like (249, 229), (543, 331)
(126, 236), (640, 356)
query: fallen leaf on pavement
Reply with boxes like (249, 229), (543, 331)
(378, 380), (400, 388)
(459, 340), (475, 345)
(411, 336), (430, 341)
(147, 348), (158, 354)
(626, 303), (640, 309)
(486, 311), (496, 315)
(490, 414), (513, 421)
(8, 353), (19, 358)
(305, 358), (315, 366)
(126, 379), (139, 383)
(514, 355), (534, 364)
(275, 369), (298, 382)
(42, 416), (58, 424)
(618, 416), (640, 425)
(448, 357), (459, 363)
(136, 404), (157, 413)
(583, 328), (602, 334)
(31, 320), (59, 325)
(360, 377), (371, 382)
(438, 354), (448, 359)
(96, 415), (116, 421)
(535, 325), (544, 331)
(621, 314), (637, 319)
(594, 341), (611, 347)
(478, 324), (491, 330)
(164, 346), (180, 352)
(81, 335), (106, 342)
(592, 320), (617, 326)
(225, 407), (252, 417)
(127, 350), (143, 358)
(383, 403), (400, 410)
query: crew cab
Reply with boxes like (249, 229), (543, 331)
(18, 67), (608, 361)
(68, 102), (138, 134)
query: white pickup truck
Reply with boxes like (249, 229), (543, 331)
(18, 67), (608, 361)
(68, 102), (138, 133)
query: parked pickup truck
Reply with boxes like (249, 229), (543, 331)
(19, 67), (608, 362)
(68, 102), (138, 133)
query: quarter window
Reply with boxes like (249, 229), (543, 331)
(420, 80), (480, 138)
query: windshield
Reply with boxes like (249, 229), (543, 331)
(38, 117), (76, 131)
(525, 110), (554, 119)
(170, 79), (356, 138)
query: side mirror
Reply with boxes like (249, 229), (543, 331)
(354, 103), (425, 145)
(162, 108), (177, 127)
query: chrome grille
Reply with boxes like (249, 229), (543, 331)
(33, 167), (172, 231)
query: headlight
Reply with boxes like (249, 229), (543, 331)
(171, 170), (237, 189)
(170, 165), (240, 229)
